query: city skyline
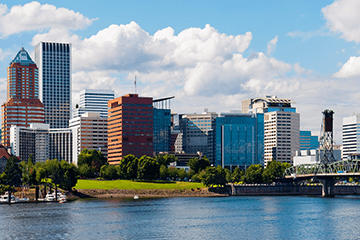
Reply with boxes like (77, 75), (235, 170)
(0, 0), (359, 143)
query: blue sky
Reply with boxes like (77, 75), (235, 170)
(0, 0), (360, 143)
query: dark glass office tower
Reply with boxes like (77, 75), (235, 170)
(35, 42), (71, 128)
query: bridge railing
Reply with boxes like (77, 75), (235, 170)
(284, 159), (360, 177)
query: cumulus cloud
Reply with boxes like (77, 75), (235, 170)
(0, 1), (95, 38)
(333, 56), (360, 78)
(0, 48), (12, 61)
(294, 63), (313, 76)
(322, 0), (360, 43)
(267, 36), (278, 56)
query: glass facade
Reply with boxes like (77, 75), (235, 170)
(214, 113), (264, 169)
(35, 42), (71, 128)
(300, 131), (319, 150)
(153, 108), (171, 153)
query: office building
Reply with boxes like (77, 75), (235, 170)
(10, 123), (50, 163)
(213, 112), (264, 169)
(264, 111), (300, 166)
(34, 42), (71, 128)
(1, 48), (45, 147)
(108, 94), (153, 165)
(241, 95), (295, 113)
(300, 131), (319, 150)
(49, 128), (73, 163)
(342, 115), (360, 160)
(70, 112), (108, 165)
(153, 97), (173, 154)
(73, 89), (114, 118)
(179, 110), (218, 161)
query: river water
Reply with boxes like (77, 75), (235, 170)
(1, 196), (360, 240)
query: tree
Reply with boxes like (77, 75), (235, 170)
(231, 167), (245, 183)
(155, 154), (177, 166)
(245, 164), (263, 184)
(200, 165), (227, 187)
(178, 169), (187, 180)
(77, 149), (107, 176)
(188, 157), (211, 173)
(59, 160), (79, 190)
(100, 165), (119, 180)
(225, 168), (232, 183)
(263, 160), (282, 183)
(119, 154), (138, 179)
(281, 162), (291, 174)
(1, 156), (22, 188)
(159, 165), (168, 179)
(78, 164), (94, 179)
(137, 156), (160, 180)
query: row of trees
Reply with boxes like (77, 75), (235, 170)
(0, 155), (79, 191)
(0, 147), (291, 192)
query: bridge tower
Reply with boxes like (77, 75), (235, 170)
(319, 109), (335, 165)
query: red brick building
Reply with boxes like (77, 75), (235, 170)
(108, 94), (153, 165)
(1, 48), (45, 147)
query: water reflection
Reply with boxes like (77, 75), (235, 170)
(1, 196), (360, 239)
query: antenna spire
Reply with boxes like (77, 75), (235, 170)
(134, 75), (137, 94)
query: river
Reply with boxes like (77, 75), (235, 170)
(1, 196), (360, 239)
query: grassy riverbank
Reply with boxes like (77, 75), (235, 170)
(74, 179), (205, 190)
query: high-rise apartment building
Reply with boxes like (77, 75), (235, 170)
(264, 111), (300, 166)
(108, 94), (153, 165)
(179, 110), (218, 161)
(70, 112), (108, 165)
(10, 123), (50, 163)
(35, 42), (71, 128)
(342, 115), (360, 160)
(73, 89), (114, 119)
(1, 48), (45, 147)
(213, 112), (264, 169)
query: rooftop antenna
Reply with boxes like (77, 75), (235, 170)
(134, 75), (137, 94)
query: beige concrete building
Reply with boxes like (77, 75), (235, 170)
(69, 112), (108, 165)
(264, 111), (300, 166)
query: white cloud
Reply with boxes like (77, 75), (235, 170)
(287, 28), (329, 39)
(0, 1), (95, 38)
(0, 48), (12, 61)
(333, 56), (360, 78)
(322, 0), (360, 43)
(267, 36), (278, 56)
(294, 62), (313, 76)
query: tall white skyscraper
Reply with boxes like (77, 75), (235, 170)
(342, 115), (360, 160)
(35, 42), (72, 128)
(73, 89), (114, 118)
(264, 111), (300, 166)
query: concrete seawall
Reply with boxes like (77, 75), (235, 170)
(230, 184), (360, 196)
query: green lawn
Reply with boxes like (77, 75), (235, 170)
(75, 179), (205, 190)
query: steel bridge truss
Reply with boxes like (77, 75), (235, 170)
(284, 159), (360, 177)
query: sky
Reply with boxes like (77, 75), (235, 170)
(0, 0), (360, 143)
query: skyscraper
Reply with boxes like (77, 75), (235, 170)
(179, 110), (217, 161)
(153, 97), (173, 154)
(108, 94), (153, 165)
(69, 112), (108, 165)
(73, 89), (114, 119)
(213, 112), (264, 169)
(1, 48), (45, 147)
(264, 111), (300, 166)
(342, 115), (360, 160)
(34, 42), (71, 128)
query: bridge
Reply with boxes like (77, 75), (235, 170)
(284, 159), (360, 196)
